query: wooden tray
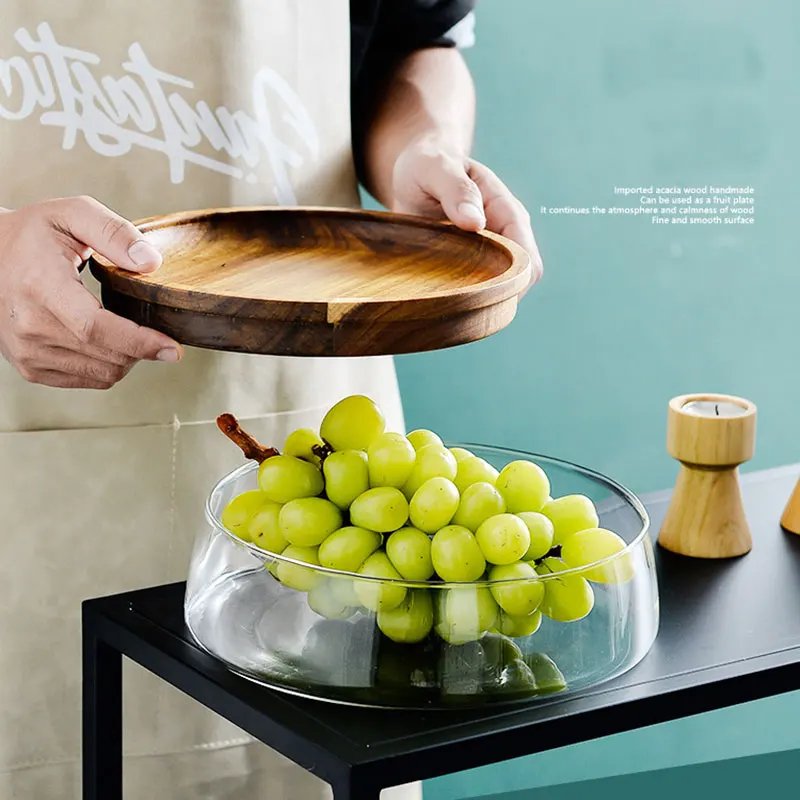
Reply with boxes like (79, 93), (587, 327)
(88, 207), (531, 357)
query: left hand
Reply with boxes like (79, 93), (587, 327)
(391, 135), (543, 286)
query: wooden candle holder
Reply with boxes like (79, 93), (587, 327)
(780, 477), (800, 535)
(657, 393), (757, 559)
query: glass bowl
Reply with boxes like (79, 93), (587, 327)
(184, 445), (658, 709)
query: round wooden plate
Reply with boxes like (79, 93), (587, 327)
(88, 206), (531, 357)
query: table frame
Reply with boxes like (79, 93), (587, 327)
(82, 595), (390, 799)
(82, 587), (800, 800)
(82, 464), (800, 800)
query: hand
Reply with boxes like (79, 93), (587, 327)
(391, 135), (543, 286)
(0, 196), (183, 389)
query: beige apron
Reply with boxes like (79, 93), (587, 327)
(0, 3), (419, 797)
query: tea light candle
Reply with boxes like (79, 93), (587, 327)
(681, 399), (749, 418)
(658, 393), (757, 559)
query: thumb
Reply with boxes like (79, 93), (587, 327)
(422, 157), (487, 232)
(53, 195), (162, 274)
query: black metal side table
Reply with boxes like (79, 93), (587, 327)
(83, 464), (800, 800)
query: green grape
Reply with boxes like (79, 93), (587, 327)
(452, 481), (506, 531)
(536, 557), (594, 622)
(323, 450), (369, 509)
(367, 432), (416, 488)
(495, 460), (550, 513)
(475, 514), (531, 565)
(407, 429), (443, 450)
(283, 428), (324, 466)
(409, 477), (460, 533)
(258, 455), (324, 504)
(320, 395), (385, 451)
(385, 527), (434, 581)
(279, 497), (342, 547)
(454, 456), (500, 493)
(494, 609), (542, 638)
(541, 495), (600, 545)
(221, 490), (269, 541)
(438, 637), (530, 699)
(307, 579), (357, 620)
(497, 660), (540, 697)
(276, 545), (322, 592)
(430, 525), (486, 582)
(435, 585), (499, 644)
(328, 575), (361, 608)
(523, 652), (567, 695)
(354, 551), (407, 611)
(517, 511), (555, 560)
(401, 444), (458, 499)
(449, 447), (474, 463)
(375, 638), (438, 692)
(377, 589), (434, 643)
(561, 527), (634, 584)
(480, 631), (525, 665)
(488, 562), (545, 616)
(264, 557), (281, 579)
(318, 526), (382, 573)
(349, 487), (409, 533)
(248, 503), (287, 553)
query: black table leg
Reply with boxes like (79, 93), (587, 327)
(82, 626), (123, 800)
(332, 787), (381, 799)
(332, 772), (383, 800)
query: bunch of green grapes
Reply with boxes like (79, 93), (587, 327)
(220, 395), (635, 647)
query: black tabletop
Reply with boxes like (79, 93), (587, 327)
(91, 463), (800, 789)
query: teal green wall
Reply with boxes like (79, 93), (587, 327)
(391, 1), (800, 797)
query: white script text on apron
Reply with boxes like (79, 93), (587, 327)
(0, 22), (319, 200)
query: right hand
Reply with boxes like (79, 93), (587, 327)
(0, 196), (183, 389)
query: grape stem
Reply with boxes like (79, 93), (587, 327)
(311, 443), (334, 464)
(215, 414), (279, 463)
(534, 545), (562, 566)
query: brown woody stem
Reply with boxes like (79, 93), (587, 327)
(534, 545), (562, 566)
(216, 414), (279, 463)
(311, 443), (333, 464)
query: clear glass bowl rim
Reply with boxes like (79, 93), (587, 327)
(204, 443), (651, 589)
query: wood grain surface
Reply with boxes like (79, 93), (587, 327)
(89, 207), (531, 357)
(780, 477), (800, 535)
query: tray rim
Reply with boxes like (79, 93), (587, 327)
(88, 206), (532, 323)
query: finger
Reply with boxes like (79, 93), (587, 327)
(30, 346), (134, 385)
(54, 327), (141, 368)
(21, 368), (117, 390)
(38, 345), (137, 379)
(50, 196), (162, 274)
(47, 280), (182, 362)
(71, 342), (137, 368)
(414, 154), (487, 231)
(16, 306), (139, 367)
(467, 162), (544, 285)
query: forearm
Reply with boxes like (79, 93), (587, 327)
(360, 47), (476, 208)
